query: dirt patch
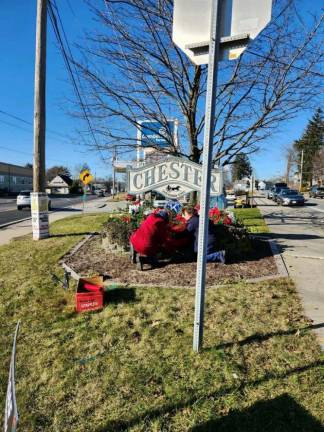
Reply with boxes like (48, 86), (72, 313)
(65, 236), (278, 287)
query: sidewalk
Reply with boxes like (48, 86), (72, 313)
(0, 198), (126, 246)
(255, 197), (324, 349)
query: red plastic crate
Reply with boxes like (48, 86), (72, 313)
(76, 276), (104, 313)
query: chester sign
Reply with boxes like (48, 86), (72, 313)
(127, 157), (223, 199)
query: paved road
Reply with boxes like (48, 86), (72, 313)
(257, 193), (324, 348)
(0, 198), (126, 246)
(0, 195), (99, 227)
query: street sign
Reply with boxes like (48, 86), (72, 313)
(137, 119), (179, 160)
(127, 156), (223, 199)
(4, 322), (20, 432)
(173, 0), (272, 64)
(140, 120), (176, 148)
(79, 170), (94, 185)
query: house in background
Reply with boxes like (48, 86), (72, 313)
(0, 162), (33, 194)
(47, 175), (73, 194)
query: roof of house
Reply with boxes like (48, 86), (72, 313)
(48, 174), (73, 187)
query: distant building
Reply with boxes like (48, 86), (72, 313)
(258, 181), (267, 190)
(0, 162), (33, 194)
(47, 175), (73, 194)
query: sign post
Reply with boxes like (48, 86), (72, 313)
(192, 0), (222, 352)
(4, 321), (20, 432)
(173, 0), (273, 351)
(79, 169), (94, 212)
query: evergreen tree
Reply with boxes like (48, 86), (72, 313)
(231, 154), (252, 181)
(294, 108), (324, 185)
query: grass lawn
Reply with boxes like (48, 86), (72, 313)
(0, 214), (323, 431)
(233, 207), (269, 234)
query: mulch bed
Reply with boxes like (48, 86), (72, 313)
(64, 236), (278, 287)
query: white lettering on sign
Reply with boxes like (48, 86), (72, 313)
(127, 157), (223, 198)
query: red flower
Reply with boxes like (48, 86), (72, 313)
(121, 215), (131, 223)
(223, 216), (232, 225)
(209, 207), (221, 218)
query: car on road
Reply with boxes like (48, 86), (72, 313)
(17, 190), (52, 210)
(225, 191), (236, 203)
(94, 189), (105, 197)
(276, 189), (305, 206)
(267, 182), (287, 199)
(125, 193), (136, 201)
(309, 185), (324, 199)
(272, 186), (289, 202)
(267, 186), (276, 199)
(152, 192), (167, 208)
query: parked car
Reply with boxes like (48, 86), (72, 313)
(152, 192), (167, 208)
(17, 190), (52, 210)
(272, 186), (289, 202)
(94, 189), (105, 197)
(309, 185), (324, 199)
(276, 189), (305, 206)
(125, 193), (136, 201)
(267, 186), (276, 199)
(226, 191), (236, 203)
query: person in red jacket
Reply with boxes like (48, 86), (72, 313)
(130, 210), (170, 268)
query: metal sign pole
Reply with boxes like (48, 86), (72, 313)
(4, 321), (20, 432)
(193, 0), (222, 352)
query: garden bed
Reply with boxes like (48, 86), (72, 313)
(64, 235), (278, 287)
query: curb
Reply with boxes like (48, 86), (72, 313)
(267, 238), (290, 278)
(0, 217), (32, 229)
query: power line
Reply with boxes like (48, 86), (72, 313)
(48, 0), (111, 166)
(0, 118), (33, 134)
(0, 109), (71, 140)
(47, 1), (99, 149)
(0, 145), (70, 165)
(0, 117), (77, 150)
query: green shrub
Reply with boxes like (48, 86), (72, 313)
(102, 218), (133, 251)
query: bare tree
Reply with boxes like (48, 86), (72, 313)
(284, 145), (295, 186)
(73, 0), (323, 166)
(313, 149), (324, 184)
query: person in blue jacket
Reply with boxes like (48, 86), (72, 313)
(182, 206), (225, 263)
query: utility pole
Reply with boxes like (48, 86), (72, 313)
(112, 146), (116, 197)
(299, 150), (304, 192)
(31, 0), (49, 240)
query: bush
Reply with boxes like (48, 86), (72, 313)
(212, 224), (252, 258)
(102, 217), (133, 251)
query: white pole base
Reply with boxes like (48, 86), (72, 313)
(31, 192), (50, 240)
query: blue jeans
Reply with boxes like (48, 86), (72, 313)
(206, 251), (225, 263)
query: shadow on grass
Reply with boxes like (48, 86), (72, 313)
(95, 360), (324, 432)
(51, 207), (82, 212)
(190, 394), (324, 432)
(104, 288), (137, 304)
(208, 322), (324, 351)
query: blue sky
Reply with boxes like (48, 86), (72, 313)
(0, 0), (322, 180)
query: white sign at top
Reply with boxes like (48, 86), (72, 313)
(173, 0), (273, 65)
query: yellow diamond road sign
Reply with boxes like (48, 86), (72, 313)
(80, 170), (94, 185)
